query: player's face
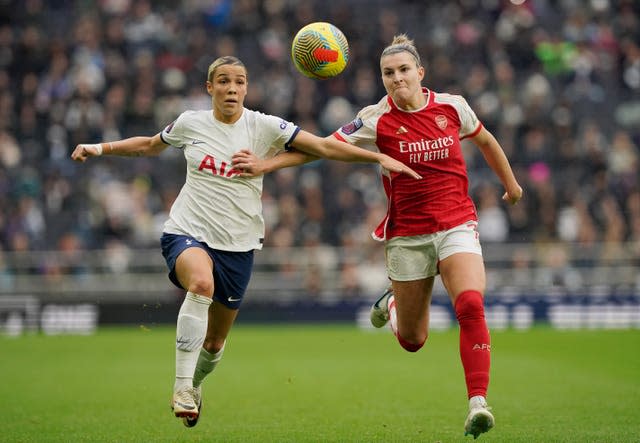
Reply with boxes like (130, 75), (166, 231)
(380, 52), (425, 110)
(207, 64), (248, 123)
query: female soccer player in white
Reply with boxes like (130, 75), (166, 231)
(70, 56), (419, 427)
(234, 36), (523, 439)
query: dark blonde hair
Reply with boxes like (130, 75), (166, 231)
(207, 56), (247, 82)
(380, 34), (422, 67)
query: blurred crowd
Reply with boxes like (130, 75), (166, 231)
(1, 0), (640, 289)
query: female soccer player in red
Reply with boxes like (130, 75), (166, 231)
(233, 34), (523, 439)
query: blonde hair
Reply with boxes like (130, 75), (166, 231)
(207, 56), (247, 82)
(381, 34), (422, 67)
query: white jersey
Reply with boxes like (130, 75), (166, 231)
(160, 108), (299, 251)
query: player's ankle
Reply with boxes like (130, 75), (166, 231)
(469, 395), (487, 409)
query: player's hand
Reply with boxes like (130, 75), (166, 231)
(502, 184), (523, 205)
(71, 144), (102, 162)
(379, 154), (422, 179)
(232, 149), (266, 177)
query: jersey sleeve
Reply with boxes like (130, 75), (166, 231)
(454, 96), (482, 139)
(334, 104), (379, 151)
(256, 113), (299, 155)
(160, 111), (189, 148)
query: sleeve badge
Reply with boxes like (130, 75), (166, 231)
(340, 117), (363, 135)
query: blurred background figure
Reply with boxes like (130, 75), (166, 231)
(1, 0), (639, 309)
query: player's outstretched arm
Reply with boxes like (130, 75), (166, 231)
(232, 149), (319, 177)
(291, 130), (421, 179)
(71, 134), (169, 163)
(472, 127), (522, 205)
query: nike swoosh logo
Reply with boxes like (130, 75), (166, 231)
(227, 296), (242, 302)
(373, 290), (392, 308)
(192, 140), (205, 145)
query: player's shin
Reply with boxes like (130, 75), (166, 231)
(175, 292), (212, 391)
(390, 297), (425, 352)
(389, 296), (398, 335)
(193, 341), (226, 388)
(454, 290), (490, 398)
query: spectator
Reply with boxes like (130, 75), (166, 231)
(0, 0), (638, 292)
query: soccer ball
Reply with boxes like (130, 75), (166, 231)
(291, 22), (349, 80)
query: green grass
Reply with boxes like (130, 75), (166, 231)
(1, 325), (639, 442)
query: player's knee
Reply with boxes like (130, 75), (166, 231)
(454, 290), (485, 321)
(397, 332), (427, 353)
(203, 337), (225, 354)
(187, 276), (214, 297)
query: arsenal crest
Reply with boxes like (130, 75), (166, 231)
(435, 115), (447, 130)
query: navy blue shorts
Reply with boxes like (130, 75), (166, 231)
(160, 233), (254, 309)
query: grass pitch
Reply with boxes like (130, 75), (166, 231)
(1, 324), (638, 442)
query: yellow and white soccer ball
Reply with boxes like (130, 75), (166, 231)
(291, 22), (349, 80)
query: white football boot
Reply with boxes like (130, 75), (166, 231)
(464, 396), (494, 439)
(183, 385), (202, 427)
(370, 287), (393, 328)
(171, 386), (198, 419)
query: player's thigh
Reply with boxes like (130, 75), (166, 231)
(391, 277), (434, 334)
(204, 300), (238, 350)
(438, 252), (486, 303)
(175, 247), (215, 296)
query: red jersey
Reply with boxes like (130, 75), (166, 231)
(334, 87), (482, 241)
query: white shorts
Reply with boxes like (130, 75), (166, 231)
(384, 221), (482, 281)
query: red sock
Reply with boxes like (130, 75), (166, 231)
(454, 290), (490, 399)
(396, 332), (425, 352)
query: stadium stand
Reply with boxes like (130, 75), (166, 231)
(0, 1), (639, 329)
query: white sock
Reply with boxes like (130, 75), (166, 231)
(193, 341), (226, 388)
(388, 295), (398, 335)
(174, 292), (212, 391)
(469, 395), (487, 409)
